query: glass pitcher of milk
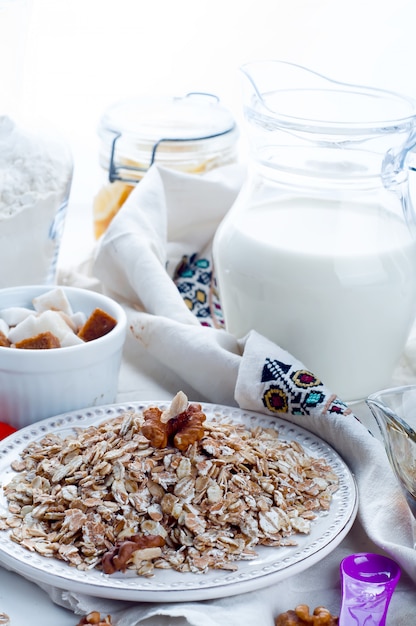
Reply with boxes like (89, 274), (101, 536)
(213, 60), (416, 402)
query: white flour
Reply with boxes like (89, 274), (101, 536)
(0, 116), (73, 287)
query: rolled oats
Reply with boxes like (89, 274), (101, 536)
(1, 394), (339, 577)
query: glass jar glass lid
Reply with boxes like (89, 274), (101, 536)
(99, 92), (236, 141)
(98, 93), (238, 183)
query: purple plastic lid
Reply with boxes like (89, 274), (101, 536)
(340, 552), (401, 585)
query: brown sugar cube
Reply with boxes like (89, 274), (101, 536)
(15, 331), (61, 350)
(77, 307), (117, 342)
(0, 331), (11, 348)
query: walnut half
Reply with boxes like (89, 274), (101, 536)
(101, 533), (165, 574)
(141, 392), (207, 451)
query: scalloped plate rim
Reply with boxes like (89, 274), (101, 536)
(0, 400), (358, 602)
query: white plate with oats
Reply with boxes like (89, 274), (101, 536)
(0, 398), (358, 602)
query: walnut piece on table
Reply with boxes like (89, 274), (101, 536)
(76, 611), (112, 625)
(275, 605), (339, 626)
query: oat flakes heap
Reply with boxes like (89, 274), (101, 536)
(0, 392), (339, 577)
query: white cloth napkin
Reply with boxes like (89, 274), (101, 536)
(52, 164), (416, 623)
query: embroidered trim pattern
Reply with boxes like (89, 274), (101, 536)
(174, 253), (224, 328)
(261, 357), (351, 417)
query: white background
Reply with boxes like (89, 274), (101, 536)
(2, 0), (416, 262)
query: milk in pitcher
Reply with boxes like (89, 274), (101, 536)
(214, 196), (416, 401)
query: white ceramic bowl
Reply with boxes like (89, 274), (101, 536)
(0, 285), (127, 429)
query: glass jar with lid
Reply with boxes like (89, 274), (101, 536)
(93, 92), (239, 238)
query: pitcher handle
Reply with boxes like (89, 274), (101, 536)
(382, 129), (416, 237)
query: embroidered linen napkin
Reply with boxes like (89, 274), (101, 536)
(50, 163), (416, 623)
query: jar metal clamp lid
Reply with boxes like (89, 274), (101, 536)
(98, 92), (239, 184)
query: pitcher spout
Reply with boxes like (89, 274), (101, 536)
(240, 60), (334, 115)
(240, 59), (416, 129)
(239, 60), (357, 135)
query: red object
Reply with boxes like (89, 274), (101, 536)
(0, 422), (17, 440)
